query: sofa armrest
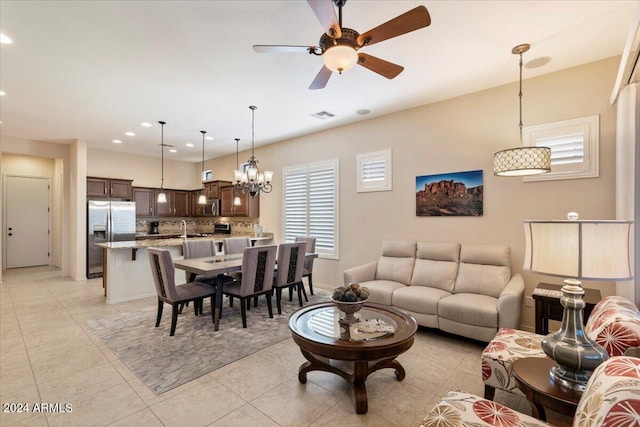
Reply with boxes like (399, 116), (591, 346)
(497, 273), (524, 329)
(344, 261), (378, 285)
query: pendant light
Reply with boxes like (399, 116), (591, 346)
(157, 121), (168, 203)
(197, 130), (207, 205)
(232, 105), (273, 197)
(493, 44), (551, 176)
(232, 138), (242, 206)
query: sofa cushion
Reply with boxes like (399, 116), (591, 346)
(455, 244), (511, 298)
(359, 280), (406, 305)
(375, 240), (416, 285)
(410, 242), (460, 292)
(392, 285), (451, 315)
(439, 293), (498, 328)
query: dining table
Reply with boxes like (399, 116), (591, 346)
(173, 251), (318, 331)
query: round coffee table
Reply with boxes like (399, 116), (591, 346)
(289, 302), (417, 414)
(512, 357), (582, 422)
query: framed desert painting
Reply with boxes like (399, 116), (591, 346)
(415, 170), (483, 216)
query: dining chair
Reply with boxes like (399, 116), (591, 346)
(147, 247), (216, 336)
(274, 241), (307, 314)
(294, 236), (316, 296)
(182, 240), (218, 284)
(222, 236), (252, 307)
(221, 245), (277, 328)
(223, 236), (251, 254)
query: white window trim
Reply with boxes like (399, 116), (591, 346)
(523, 115), (599, 182)
(357, 149), (392, 192)
(282, 158), (339, 260)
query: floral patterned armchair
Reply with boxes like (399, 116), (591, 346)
(481, 296), (640, 399)
(420, 356), (640, 427)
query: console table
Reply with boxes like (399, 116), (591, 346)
(532, 283), (601, 335)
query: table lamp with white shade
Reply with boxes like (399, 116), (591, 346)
(522, 212), (633, 390)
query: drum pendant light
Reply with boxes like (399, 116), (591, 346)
(493, 44), (551, 176)
(198, 130), (207, 205)
(157, 121), (168, 203)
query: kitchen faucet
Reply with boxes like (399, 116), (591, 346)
(181, 220), (187, 239)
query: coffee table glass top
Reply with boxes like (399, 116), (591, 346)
(306, 306), (397, 341)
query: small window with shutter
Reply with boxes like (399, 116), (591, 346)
(523, 115), (599, 182)
(357, 149), (392, 192)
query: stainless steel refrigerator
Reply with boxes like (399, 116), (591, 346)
(87, 200), (136, 278)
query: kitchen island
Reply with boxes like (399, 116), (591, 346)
(95, 234), (273, 304)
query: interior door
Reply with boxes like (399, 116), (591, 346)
(5, 176), (50, 268)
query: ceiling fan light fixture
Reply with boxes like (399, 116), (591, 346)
(323, 44), (358, 74)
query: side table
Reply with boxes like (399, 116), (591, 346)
(512, 357), (581, 422)
(532, 283), (601, 335)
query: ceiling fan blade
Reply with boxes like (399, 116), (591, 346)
(307, 0), (342, 39)
(357, 53), (404, 79)
(253, 45), (316, 53)
(309, 66), (332, 90)
(357, 6), (431, 47)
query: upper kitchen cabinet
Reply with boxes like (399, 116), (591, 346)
(87, 177), (133, 199)
(173, 190), (190, 217)
(192, 180), (231, 217)
(133, 187), (155, 216)
(152, 189), (190, 217)
(204, 181), (230, 199)
(220, 185), (260, 217)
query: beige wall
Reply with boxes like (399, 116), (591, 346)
(87, 148), (202, 190)
(208, 56), (621, 331)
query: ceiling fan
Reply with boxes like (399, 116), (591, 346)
(253, 0), (431, 90)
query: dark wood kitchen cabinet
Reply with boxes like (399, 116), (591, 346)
(203, 180), (231, 199)
(87, 177), (133, 199)
(173, 190), (190, 217)
(132, 186), (192, 218)
(220, 185), (260, 217)
(133, 187), (155, 216)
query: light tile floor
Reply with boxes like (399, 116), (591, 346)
(1, 266), (532, 426)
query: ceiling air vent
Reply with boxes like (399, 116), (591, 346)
(311, 111), (335, 120)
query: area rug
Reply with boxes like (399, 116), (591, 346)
(86, 289), (330, 394)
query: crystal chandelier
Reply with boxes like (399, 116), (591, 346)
(233, 105), (273, 197)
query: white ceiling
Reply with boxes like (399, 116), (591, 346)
(0, 0), (637, 162)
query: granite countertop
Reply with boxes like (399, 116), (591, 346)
(97, 233), (273, 250)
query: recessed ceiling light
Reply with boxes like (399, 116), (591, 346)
(205, 136), (214, 141)
(112, 139), (123, 144)
(169, 149), (177, 153)
(0, 91), (5, 96)
(185, 143), (194, 148)
(141, 122), (152, 127)
(356, 109), (370, 115)
(0, 33), (12, 44)
(125, 131), (136, 136)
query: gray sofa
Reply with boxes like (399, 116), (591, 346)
(343, 240), (524, 342)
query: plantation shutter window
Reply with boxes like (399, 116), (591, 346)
(283, 159), (339, 259)
(357, 149), (392, 192)
(523, 115), (599, 182)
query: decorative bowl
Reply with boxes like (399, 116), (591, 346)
(331, 297), (368, 325)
